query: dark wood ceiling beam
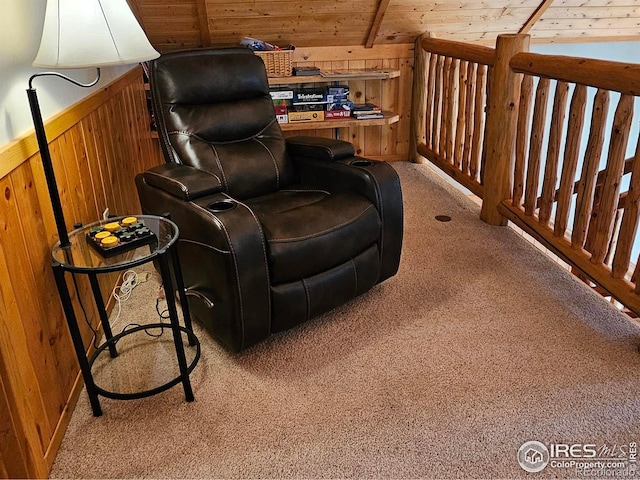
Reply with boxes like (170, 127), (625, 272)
(365, 0), (392, 48)
(519, 0), (555, 34)
(196, 0), (212, 47)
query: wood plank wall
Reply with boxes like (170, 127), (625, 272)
(0, 44), (413, 479)
(0, 66), (162, 479)
(285, 44), (414, 162)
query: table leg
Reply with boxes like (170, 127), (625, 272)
(52, 264), (103, 416)
(158, 253), (194, 402)
(169, 246), (196, 345)
(88, 273), (118, 358)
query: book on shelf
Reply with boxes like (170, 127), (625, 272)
(352, 112), (385, 120)
(293, 66), (322, 76)
(352, 102), (381, 113)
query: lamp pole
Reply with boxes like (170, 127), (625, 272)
(26, 70), (101, 248)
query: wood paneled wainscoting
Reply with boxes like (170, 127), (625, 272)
(0, 66), (162, 479)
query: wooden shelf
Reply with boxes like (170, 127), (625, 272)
(268, 69), (400, 85)
(280, 111), (399, 131)
(151, 113), (399, 136)
(270, 68), (400, 132)
(149, 68), (402, 137)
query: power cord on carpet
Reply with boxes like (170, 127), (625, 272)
(110, 269), (149, 326)
(111, 271), (173, 341)
(71, 269), (172, 347)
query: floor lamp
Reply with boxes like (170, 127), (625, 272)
(28, 0), (160, 248)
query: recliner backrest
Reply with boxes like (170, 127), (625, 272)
(149, 47), (295, 199)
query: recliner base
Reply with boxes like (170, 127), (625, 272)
(270, 244), (381, 333)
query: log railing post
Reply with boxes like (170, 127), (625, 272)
(410, 32), (431, 163)
(480, 34), (530, 225)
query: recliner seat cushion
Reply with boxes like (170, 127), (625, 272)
(245, 187), (382, 284)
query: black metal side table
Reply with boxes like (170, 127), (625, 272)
(52, 215), (200, 416)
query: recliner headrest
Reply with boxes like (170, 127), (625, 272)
(151, 47), (270, 105)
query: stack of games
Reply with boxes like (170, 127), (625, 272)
(269, 72), (387, 124)
(86, 216), (156, 257)
(351, 103), (384, 120)
(325, 85), (353, 120)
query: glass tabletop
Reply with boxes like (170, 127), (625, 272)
(52, 215), (179, 273)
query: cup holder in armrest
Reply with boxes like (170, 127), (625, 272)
(350, 159), (373, 167)
(207, 199), (237, 213)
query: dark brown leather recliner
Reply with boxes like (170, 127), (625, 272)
(136, 47), (403, 352)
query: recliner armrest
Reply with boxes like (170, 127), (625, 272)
(286, 136), (355, 161)
(143, 164), (222, 201)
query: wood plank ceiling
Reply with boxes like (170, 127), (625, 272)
(128, 0), (640, 52)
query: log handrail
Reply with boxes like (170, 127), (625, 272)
(510, 52), (640, 95)
(421, 37), (495, 67)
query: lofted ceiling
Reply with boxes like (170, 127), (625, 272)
(128, 0), (640, 52)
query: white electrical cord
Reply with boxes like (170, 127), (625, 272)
(110, 270), (149, 327)
(109, 269), (170, 343)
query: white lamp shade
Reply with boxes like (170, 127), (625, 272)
(33, 0), (160, 68)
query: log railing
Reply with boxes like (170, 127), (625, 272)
(414, 36), (496, 199)
(499, 52), (640, 314)
(414, 32), (640, 315)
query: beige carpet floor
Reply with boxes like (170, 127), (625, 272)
(49, 161), (640, 479)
